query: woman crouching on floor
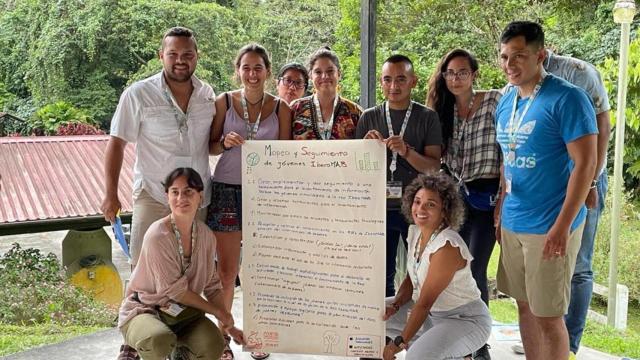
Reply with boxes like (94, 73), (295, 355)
(118, 168), (245, 360)
(382, 171), (491, 360)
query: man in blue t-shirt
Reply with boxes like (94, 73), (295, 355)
(544, 49), (611, 357)
(494, 21), (597, 360)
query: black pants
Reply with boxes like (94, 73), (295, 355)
(386, 209), (409, 297)
(458, 202), (496, 305)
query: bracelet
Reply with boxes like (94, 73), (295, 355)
(391, 302), (400, 312)
(220, 135), (231, 151)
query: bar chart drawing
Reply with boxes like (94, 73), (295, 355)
(355, 152), (380, 172)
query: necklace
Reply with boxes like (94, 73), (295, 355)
(244, 94), (264, 106)
(240, 89), (266, 140)
(413, 228), (441, 262)
(169, 214), (197, 275)
(312, 94), (339, 140)
(450, 90), (476, 178)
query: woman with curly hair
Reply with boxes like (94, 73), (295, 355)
(380, 172), (491, 360)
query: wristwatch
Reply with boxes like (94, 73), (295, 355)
(590, 179), (598, 189)
(393, 335), (407, 350)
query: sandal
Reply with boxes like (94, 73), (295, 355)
(250, 352), (270, 360)
(220, 335), (234, 360)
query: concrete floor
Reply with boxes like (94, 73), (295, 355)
(0, 230), (625, 360)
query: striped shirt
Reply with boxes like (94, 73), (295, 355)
(444, 90), (502, 181)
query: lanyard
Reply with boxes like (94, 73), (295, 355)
(412, 229), (440, 288)
(507, 71), (547, 149)
(313, 94), (339, 140)
(170, 215), (197, 275)
(162, 88), (189, 144)
(240, 89), (265, 140)
(385, 101), (414, 179)
(450, 92), (475, 183)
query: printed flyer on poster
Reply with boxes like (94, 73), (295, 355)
(241, 140), (386, 357)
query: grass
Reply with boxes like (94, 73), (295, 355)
(487, 240), (640, 359)
(0, 324), (108, 356)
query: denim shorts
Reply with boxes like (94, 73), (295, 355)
(206, 181), (242, 232)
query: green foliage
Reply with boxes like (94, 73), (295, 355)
(0, 243), (115, 326)
(0, 323), (107, 356)
(599, 32), (640, 194)
(489, 298), (640, 358)
(29, 101), (95, 135)
(0, 82), (16, 111)
(593, 189), (640, 303)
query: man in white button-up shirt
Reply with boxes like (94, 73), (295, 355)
(101, 26), (215, 267)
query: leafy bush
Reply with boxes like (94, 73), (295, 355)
(0, 243), (115, 326)
(599, 31), (640, 197)
(593, 185), (640, 302)
(55, 123), (105, 135)
(28, 101), (96, 135)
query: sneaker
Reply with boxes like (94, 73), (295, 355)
(118, 345), (139, 360)
(170, 346), (190, 360)
(568, 352), (577, 360)
(511, 341), (525, 354)
(250, 352), (270, 360)
(473, 344), (491, 359)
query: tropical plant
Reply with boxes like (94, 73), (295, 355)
(0, 243), (115, 326)
(29, 101), (95, 135)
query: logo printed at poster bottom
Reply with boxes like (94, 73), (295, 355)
(346, 335), (382, 357)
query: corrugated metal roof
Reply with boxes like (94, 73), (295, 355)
(0, 135), (135, 224)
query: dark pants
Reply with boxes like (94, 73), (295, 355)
(386, 209), (409, 297)
(459, 202), (496, 305)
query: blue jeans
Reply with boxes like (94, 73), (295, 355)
(459, 203), (496, 305)
(386, 209), (409, 297)
(565, 172), (607, 353)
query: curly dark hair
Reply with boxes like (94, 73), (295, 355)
(401, 171), (465, 231)
(426, 49), (479, 154)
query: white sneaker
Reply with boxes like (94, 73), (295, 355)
(511, 341), (525, 354)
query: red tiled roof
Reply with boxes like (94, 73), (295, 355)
(0, 135), (135, 225)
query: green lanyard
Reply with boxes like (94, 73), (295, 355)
(170, 215), (197, 275)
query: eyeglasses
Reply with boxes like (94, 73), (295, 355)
(441, 70), (473, 81)
(279, 77), (306, 89)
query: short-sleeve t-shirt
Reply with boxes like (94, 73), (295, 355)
(356, 102), (442, 209)
(496, 74), (598, 234)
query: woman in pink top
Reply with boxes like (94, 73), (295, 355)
(118, 168), (245, 360)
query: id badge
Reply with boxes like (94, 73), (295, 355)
(175, 156), (192, 168)
(504, 168), (513, 194)
(159, 302), (185, 317)
(387, 181), (403, 199)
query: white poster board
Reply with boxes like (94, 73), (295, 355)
(241, 140), (386, 357)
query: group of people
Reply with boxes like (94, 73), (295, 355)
(102, 19), (610, 360)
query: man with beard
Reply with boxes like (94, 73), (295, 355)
(101, 26), (215, 268)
